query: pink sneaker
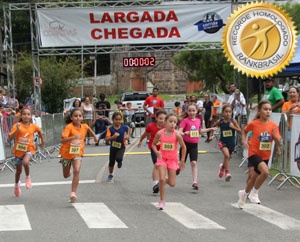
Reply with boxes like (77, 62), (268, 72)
(70, 192), (77, 203)
(225, 171), (232, 182)
(218, 164), (225, 178)
(14, 184), (21, 197)
(25, 177), (32, 189)
(158, 200), (165, 210)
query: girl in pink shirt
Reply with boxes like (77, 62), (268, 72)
(152, 114), (186, 210)
(179, 104), (216, 190)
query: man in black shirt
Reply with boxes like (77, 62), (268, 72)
(95, 93), (111, 118)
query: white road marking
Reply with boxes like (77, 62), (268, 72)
(231, 203), (300, 230)
(0, 180), (96, 188)
(151, 202), (225, 229)
(73, 203), (128, 229)
(0, 205), (32, 231)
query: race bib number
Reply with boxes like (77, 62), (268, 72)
(162, 143), (174, 151)
(112, 141), (122, 149)
(126, 117), (131, 123)
(16, 137), (30, 152)
(69, 140), (81, 154)
(16, 143), (28, 152)
(223, 130), (233, 137)
(259, 142), (271, 150)
(190, 131), (199, 138)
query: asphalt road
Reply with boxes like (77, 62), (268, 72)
(0, 136), (300, 242)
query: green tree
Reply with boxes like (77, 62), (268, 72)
(40, 56), (81, 113)
(281, 2), (300, 34)
(14, 53), (82, 113)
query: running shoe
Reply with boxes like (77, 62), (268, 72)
(14, 183), (21, 197)
(238, 190), (247, 209)
(128, 140), (131, 145)
(25, 177), (32, 189)
(117, 161), (123, 169)
(225, 171), (232, 182)
(158, 200), (165, 210)
(192, 182), (198, 190)
(176, 167), (181, 176)
(107, 174), (114, 183)
(70, 192), (77, 203)
(153, 183), (159, 193)
(248, 191), (261, 204)
(131, 134), (134, 138)
(218, 164), (224, 178)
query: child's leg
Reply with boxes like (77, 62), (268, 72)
(22, 154), (31, 177)
(153, 165), (159, 182)
(15, 164), (22, 184)
(109, 150), (116, 174)
(131, 126), (135, 136)
(191, 160), (198, 183)
(63, 165), (72, 178)
(221, 147), (230, 171)
(71, 159), (82, 193)
(167, 169), (176, 188)
(253, 162), (269, 190)
(158, 165), (167, 201)
(245, 167), (259, 193)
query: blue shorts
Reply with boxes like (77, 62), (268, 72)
(218, 142), (235, 154)
(13, 152), (33, 165)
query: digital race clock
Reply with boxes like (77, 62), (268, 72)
(123, 57), (155, 67)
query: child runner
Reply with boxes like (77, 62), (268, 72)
(138, 110), (167, 193)
(105, 112), (129, 183)
(60, 108), (98, 203)
(213, 104), (241, 182)
(152, 113), (186, 210)
(174, 101), (182, 117)
(238, 100), (281, 208)
(179, 103), (216, 190)
(9, 107), (45, 197)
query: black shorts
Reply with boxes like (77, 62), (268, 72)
(180, 142), (198, 162)
(248, 155), (269, 174)
(150, 149), (157, 164)
(109, 148), (125, 167)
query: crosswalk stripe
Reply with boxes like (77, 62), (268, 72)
(151, 202), (225, 229)
(72, 203), (128, 229)
(231, 203), (300, 230)
(0, 205), (32, 231)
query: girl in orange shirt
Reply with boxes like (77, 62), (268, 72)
(60, 108), (98, 203)
(238, 100), (281, 208)
(9, 108), (45, 197)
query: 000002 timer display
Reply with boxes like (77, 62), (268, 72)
(123, 57), (155, 67)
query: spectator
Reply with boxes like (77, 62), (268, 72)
(0, 88), (7, 107)
(92, 94), (98, 108)
(182, 95), (191, 113)
(282, 87), (300, 129)
(96, 93), (111, 118)
(264, 77), (284, 113)
(212, 95), (221, 121)
(92, 106), (112, 146)
(203, 93), (213, 143)
(114, 100), (125, 124)
(81, 96), (95, 145)
(191, 95), (197, 104)
(174, 101), (182, 117)
(226, 83), (245, 104)
(228, 89), (247, 127)
(64, 99), (81, 114)
(143, 87), (165, 125)
(6, 90), (19, 110)
(124, 102), (138, 139)
(196, 97), (205, 137)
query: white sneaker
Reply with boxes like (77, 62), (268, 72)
(238, 190), (247, 209)
(249, 192), (261, 204)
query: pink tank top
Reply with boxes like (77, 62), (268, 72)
(159, 128), (178, 160)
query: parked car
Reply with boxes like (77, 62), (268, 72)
(120, 92), (149, 123)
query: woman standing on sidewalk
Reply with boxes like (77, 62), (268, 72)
(81, 97), (95, 145)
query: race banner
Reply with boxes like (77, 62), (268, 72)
(37, 4), (231, 47)
(290, 115), (300, 177)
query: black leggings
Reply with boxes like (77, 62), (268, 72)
(204, 116), (212, 139)
(109, 148), (125, 167)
